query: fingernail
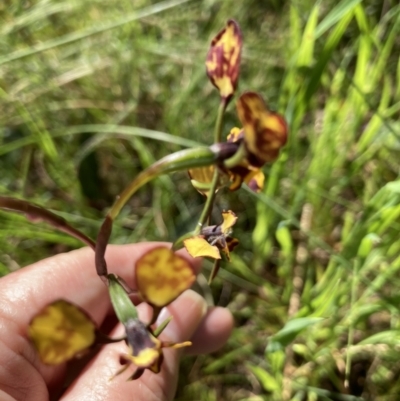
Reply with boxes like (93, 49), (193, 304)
(155, 306), (170, 327)
(157, 290), (207, 343)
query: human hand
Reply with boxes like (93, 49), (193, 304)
(0, 243), (233, 401)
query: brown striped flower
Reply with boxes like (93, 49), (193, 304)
(188, 92), (287, 194)
(206, 19), (242, 103)
(223, 92), (288, 191)
(236, 91), (288, 167)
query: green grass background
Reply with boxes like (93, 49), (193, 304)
(1, 0), (400, 399)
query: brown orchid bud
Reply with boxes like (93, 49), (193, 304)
(206, 19), (242, 103)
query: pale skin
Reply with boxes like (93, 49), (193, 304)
(0, 243), (233, 401)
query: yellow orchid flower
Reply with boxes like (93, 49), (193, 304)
(184, 210), (239, 261)
(116, 318), (191, 380)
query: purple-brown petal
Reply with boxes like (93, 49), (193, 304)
(236, 92), (288, 166)
(206, 20), (242, 102)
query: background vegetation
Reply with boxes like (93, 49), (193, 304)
(1, 0), (400, 399)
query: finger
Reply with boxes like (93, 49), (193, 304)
(61, 290), (207, 401)
(186, 306), (234, 355)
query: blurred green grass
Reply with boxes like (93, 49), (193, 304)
(2, 0), (400, 399)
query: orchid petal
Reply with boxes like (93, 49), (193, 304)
(206, 20), (242, 102)
(136, 247), (195, 308)
(184, 236), (221, 259)
(236, 92), (288, 166)
(29, 300), (96, 365)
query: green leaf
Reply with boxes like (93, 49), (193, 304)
(247, 364), (279, 392)
(0, 125), (202, 158)
(360, 330), (400, 345)
(276, 221), (293, 256)
(385, 180), (400, 194)
(357, 233), (381, 258)
(304, 8), (355, 103)
(297, 5), (319, 67)
(266, 317), (324, 353)
(108, 274), (138, 324)
(315, 0), (363, 38)
(0, 0), (193, 66)
(0, 261), (10, 277)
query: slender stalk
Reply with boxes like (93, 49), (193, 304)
(153, 316), (173, 337)
(208, 259), (221, 284)
(0, 196), (95, 249)
(223, 143), (246, 169)
(194, 170), (220, 234)
(345, 259), (360, 388)
(214, 99), (227, 143)
(193, 98), (229, 233)
(171, 231), (195, 251)
(95, 331), (126, 344)
(283, 203), (312, 400)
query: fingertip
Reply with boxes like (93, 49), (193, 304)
(159, 290), (208, 343)
(186, 306), (234, 355)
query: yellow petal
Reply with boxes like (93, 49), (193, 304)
(188, 166), (229, 196)
(189, 165), (215, 184)
(29, 300), (96, 365)
(244, 169), (265, 192)
(228, 172), (244, 191)
(236, 92), (288, 165)
(183, 236), (221, 260)
(206, 19), (242, 101)
(221, 237), (239, 262)
(227, 127), (244, 143)
(136, 247), (196, 308)
(166, 341), (192, 349)
(131, 348), (160, 368)
(220, 210), (238, 233)
(226, 237), (239, 252)
(188, 166), (215, 197)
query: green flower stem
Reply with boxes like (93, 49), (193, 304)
(171, 231), (195, 251)
(208, 259), (221, 284)
(171, 174), (221, 247)
(223, 142), (247, 169)
(194, 170), (220, 234)
(214, 99), (227, 143)
(153, 316), (173, 337)
(96, 330), (126, 344)
(0, 196), (95, 249)
(193, 99), (228, 234)
(109, 147), (218, 221)
(108, 273), (138, 324)
(95, 144), (238, 279)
